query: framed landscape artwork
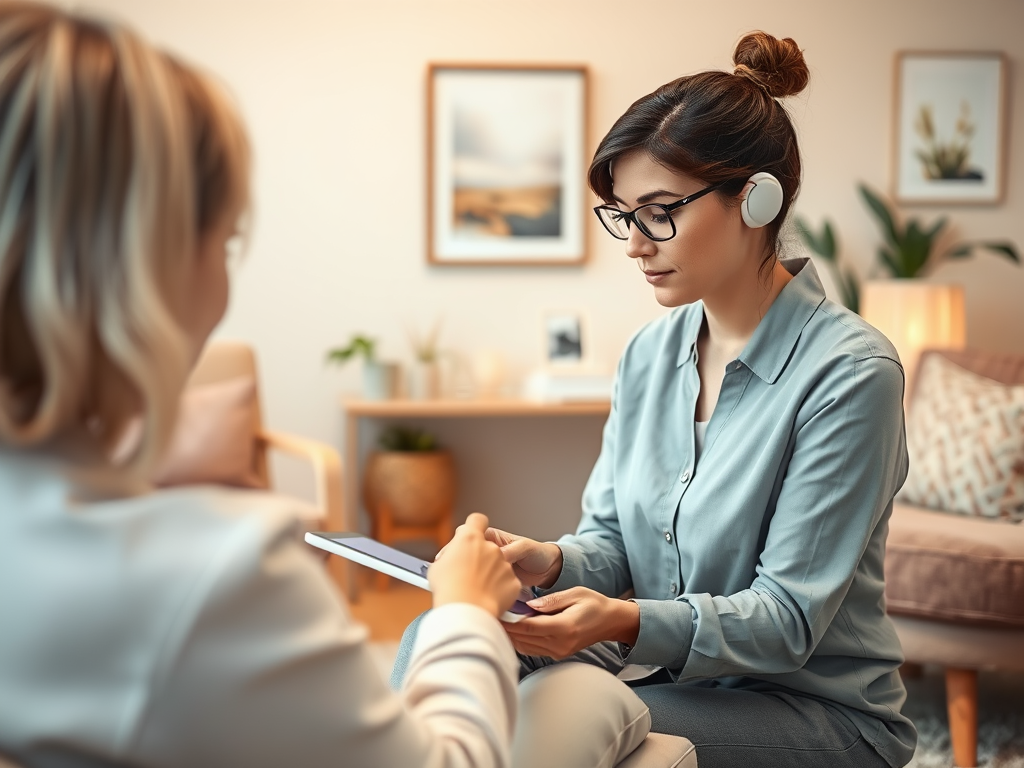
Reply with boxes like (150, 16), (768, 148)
(893, 51), (1007, 205)
(427, 64), (588, 265)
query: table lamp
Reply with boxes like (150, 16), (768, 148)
(860, 281), (966, 395)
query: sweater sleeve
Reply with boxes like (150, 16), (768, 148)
(131, 504), (518, 768)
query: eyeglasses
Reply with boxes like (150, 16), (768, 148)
(593, 181), (726, 242)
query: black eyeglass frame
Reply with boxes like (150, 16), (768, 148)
(593, 180), (728, 242)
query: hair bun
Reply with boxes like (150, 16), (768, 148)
(733, 31), (809, 99)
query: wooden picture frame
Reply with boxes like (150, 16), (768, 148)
(892, 51), (1008, 205)
(427, 64), (589, 266)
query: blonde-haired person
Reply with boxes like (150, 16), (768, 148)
(392, 31), (918, 768)
(0, 5), (651, 767)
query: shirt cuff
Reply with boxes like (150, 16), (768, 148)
(540, 542), (587, 594)
(625, 598), (696, 669)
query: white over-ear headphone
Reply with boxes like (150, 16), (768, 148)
(740, 172), (784, 229)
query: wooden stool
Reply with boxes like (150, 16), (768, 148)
(370, 499), (453, 592)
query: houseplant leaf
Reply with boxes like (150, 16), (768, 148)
(841, 268), (860, 315)
(326, 335), (376, 365)
(858, 184), (901, 250)
(878, 247), (905, 279)
(796, 217), (833, 260)
(902, 220), (933, 277)
(946, 241), (1020, 264)
(979, 242), (1021, 264)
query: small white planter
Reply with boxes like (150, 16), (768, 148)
(362, 361), (400, 400)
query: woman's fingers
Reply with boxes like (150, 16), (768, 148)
(429, 512), (521, 617)
(499, 537), (536, 563)
(484, 526), (521, 548)
(437, 514), (491, 559)
(463, 512), (489, 534)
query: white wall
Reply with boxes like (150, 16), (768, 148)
(74, 0), (1024, 535)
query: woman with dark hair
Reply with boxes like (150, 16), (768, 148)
(394, 30), (917, 768)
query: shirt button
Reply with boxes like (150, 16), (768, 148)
(733, 362), (742, 371)
(680, 470), (690, 483)
(664, 531), (672, 543)
(670, 582), (678, 594)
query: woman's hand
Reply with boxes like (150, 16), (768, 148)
(428, 513), (522, 619)
(501, 587), (640, 659)
(484, 527), (564, 589)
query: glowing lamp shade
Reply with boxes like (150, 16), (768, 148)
(860, 281), (966, 388)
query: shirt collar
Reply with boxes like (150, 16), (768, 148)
(675, 303), (705, 368)
(674, 257), (826, 383)
(739, 257), (825, 384)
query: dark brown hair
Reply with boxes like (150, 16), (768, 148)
(589, 31), (809, 266)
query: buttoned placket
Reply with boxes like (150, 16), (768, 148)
(663, 353), (753, 599)
(661, 346), (699, 598)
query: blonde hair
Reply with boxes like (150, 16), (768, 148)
(0, 2), (250, 470)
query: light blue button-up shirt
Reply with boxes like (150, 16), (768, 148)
(550, 259), (916, 767)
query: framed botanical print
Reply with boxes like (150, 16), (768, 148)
(893, 52), (1007, 204)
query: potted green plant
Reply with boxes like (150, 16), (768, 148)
(326, 334), (399, 401)
(857, 183), (1019, 278)
(854, 184), (1019, 386)
(362, 425), (456, 539)
(796, 186), (1019, 315)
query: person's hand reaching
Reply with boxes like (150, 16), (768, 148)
(484, 527), (564, 589)
(428, 513), (521, 619)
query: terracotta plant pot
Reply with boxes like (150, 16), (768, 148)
(363, 450), (456, 527)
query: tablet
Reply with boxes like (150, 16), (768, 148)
(305, 531), (540, 622)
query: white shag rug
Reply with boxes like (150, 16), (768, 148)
(903, 668), (1024, 768)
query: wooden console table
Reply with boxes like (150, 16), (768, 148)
(337, 397), (610, 600)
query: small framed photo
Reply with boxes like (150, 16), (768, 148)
(543, 310), (587, 369)
(427, 63), (589, 266)
(893, 51), (1007, 205)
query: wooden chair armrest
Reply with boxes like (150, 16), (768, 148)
(257, 430), (343, 529)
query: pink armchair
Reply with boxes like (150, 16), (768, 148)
(885, 348), (1024, 768)
(157, 339), (343, 532)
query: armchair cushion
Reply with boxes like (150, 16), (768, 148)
(886, 502), (1024, 627)
(154, 376), (264, 489)
(899, 353), (1024, 523)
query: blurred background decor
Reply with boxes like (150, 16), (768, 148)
(894, 51), (1007, 204)
(858, 184), (1019, 280)
(362, 425), (456, 589)
(427, 64), (588, 265)
(798, 184), (1019, 388)
(795, 216), (861, 313)
(327, 334), (400, 400)
(855, 183), (1018, 386)
(407, 317), (444, 399)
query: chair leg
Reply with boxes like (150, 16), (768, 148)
(945, 667), (978, 768)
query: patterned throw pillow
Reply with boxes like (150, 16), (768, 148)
(899, 354), (1024, 522)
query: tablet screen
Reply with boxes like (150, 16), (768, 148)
(335, 536), (430, 579)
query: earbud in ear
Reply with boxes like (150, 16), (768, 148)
(740, 172), (784, 228)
